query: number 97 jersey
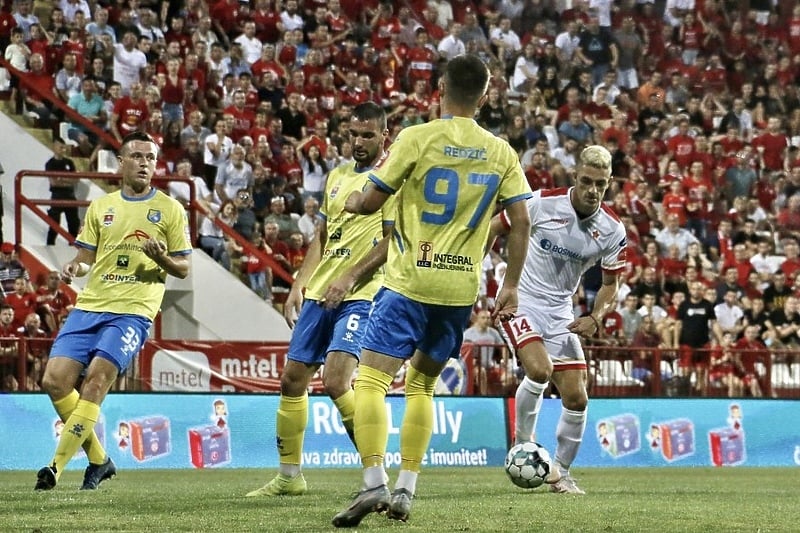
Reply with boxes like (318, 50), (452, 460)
(368, 116), (532, 307)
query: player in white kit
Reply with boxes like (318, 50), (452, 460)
(490, 145), (626, 494)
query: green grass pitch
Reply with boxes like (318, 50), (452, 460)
(3, 467), (799, 532)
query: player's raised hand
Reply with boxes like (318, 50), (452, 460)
(343, 190), (363, 213)
(492, 286), (518, 324)
(284, 287), (303, 328)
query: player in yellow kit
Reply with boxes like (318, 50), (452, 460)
(245, 102), (395, 498)
(35, 132), (191, 491)
(332, 54), (533, 527)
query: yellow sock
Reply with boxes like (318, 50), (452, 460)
(332, 389), (356, 446)
(52, 399), (100, 479)
(52, 391), (107, 465)
(400, 366), (438, 473)
(353, 366), (393, 468)
(276, 394), (308, 465)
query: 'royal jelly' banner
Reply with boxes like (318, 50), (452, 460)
(1, 394), (798, 471)
(0, 393), (505, 471)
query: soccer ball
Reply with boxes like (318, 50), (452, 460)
(504, 441), (552, 489)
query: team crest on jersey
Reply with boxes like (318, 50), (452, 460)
(329, 184), (340, 199)
(592, 230), (600, 239)
(416, 241), (433, 267)
(147, 209), (161, 223)
(103, 213), (114, 226)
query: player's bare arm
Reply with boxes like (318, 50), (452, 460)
(487, 212), (510, 253)
(284, 223), (326, 327)
(322, 225), (392, 310)
(344, 183), (391, 215)
(493, 200), (531, 323)
(61, 247), (97, 283)
(142, 238), (190, 279)
(568, 271), (620, 338)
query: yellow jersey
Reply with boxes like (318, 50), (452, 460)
(369, 117), (531, 306)
(74, 188), (192, 320)
(304, 162), (395, 302)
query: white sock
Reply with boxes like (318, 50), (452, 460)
(278, 463), (300, 477)
(515, 377), (548, 443)
(555, 406), (586, 476)
(363, 465), (386, 489)
(395, 469), (418, 495)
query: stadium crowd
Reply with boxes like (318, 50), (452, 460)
(3, 0), (800, 396)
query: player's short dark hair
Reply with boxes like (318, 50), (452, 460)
(352, 101), (386, 131)
(120, 132), (158, 153)
(443, 55), (490, 107)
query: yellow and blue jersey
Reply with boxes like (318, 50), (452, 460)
(304, 162), (395, 302)
(74, 188), (192, 321)
(368, 116), (531, 306)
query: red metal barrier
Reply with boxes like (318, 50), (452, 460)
(13, 170), (296, 286)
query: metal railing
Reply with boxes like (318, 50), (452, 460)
(13, 170), (295, 284)
(462, 343), (800, 399)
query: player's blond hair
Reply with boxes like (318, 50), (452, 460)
(579, 145), (612, 172)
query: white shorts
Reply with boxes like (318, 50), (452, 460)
(501, 298), (586, 371)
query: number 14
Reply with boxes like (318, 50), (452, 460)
(421, 168), (500, 229)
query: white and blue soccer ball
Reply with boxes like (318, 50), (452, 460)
(504, 441), (553, 489)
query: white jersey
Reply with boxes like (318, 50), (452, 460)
(500, 187), (627, 306)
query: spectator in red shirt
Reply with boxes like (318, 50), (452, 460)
(777, 195), (800, 241)
(35, 270), (74, 334)
(405, 28), (436, 88)
(662, 179), (689, 227)
(732, 324), (767, 397)
(780, 239), (800, 280)
(223, 89), (256, 142)
(722, 244), (756, 288)
(0, 304), (20, 391)
(370, 1), (400, 51)
(243, 231), (274, 302)
(17, 311), (50, 391)
(110, 81), (148, 142)
(210, 0), (243, 42)
(665, 117), (696, 171)
(284, 230), (308, 273)
(263, 219), (292, 290)
(251, 0), (282, 44)
(752, 117), (789, 172)
(683, 160), (712, 241)
(523, 151), (554, 192)
(21, 53), (57, 125)
(708, 333), (744, 397)
(5, 277), (36, 330)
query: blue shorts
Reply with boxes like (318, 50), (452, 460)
(287, 299), (372, 365)
(362, 288), (472, 364)
(49, 309), (152, 373)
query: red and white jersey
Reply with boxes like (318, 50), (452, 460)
(500, 187), (627, 305)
